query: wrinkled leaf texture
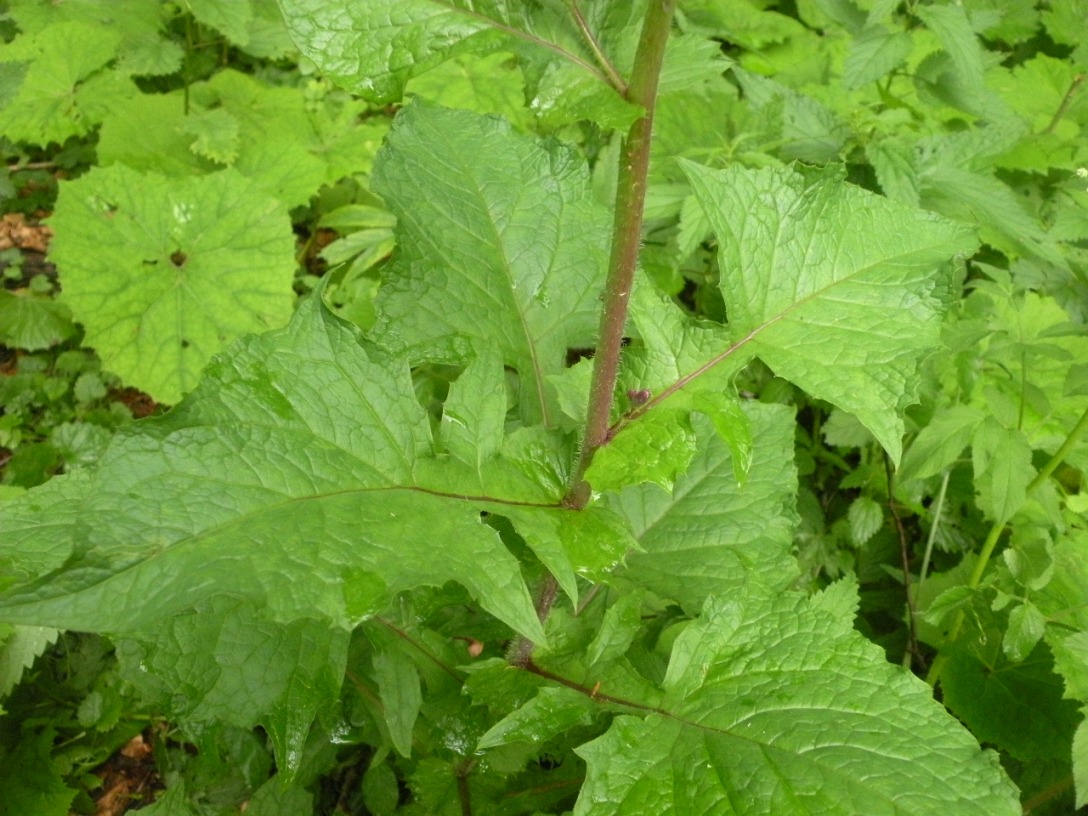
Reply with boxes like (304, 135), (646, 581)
(574, 582), (1020, 815)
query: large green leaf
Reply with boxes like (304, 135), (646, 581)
(574, 580), (1021, 815)
(0, 292), (543, 645)
(683, 161), (977, 463)
(371, 101), (609, 425)
(48, 165), (297, 404)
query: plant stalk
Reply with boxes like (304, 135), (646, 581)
(927, 404), (1088, 687)
(566, 0), (676, 510)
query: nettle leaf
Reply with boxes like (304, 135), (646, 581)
(48, 165), (297, 404)
(575, 581), (1020, 815)
(609, 404), (799, 612)
(683, 161), (977, 464)
(371, 101), (609, 425)
(0, 292), (545, 644)
(843, 24), (913, 89)
(277, 0), (641, 125)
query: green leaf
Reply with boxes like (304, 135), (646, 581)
(404, 52), (531, 129)
(373, 650), (422, 758)
(361, 760), (400, 816)
(476, 686), (596, 750)
(0, 292), (545, 645)
(277, 0), (637, 121)
(734, 70), (848, 163)
(48, 165), (296, 404)
(440, 346), (507, 477)
(943, 639), (1079, 762)
(0, 727), (78, 816)
(246, 778), (315, 816)
(586, 409), (698, 493)
(0, 625), (59, 699)
(586, 591), (644, 669)
(971, 418), (1035, 525)
(683, 161), (977, 464)
(897, 405), (985, 485)
(1002, 601), (1047, 663)
(847, 495), (883, 546)
(501, 504), (637, 605)
(843, 24), (913, 89)
(180, 108), (241, 165)
(1076, 714), (1088, 809)
(0, 21), (126, 146)
(371, 101), (609, 425)
(609, 404), (799, 611)
(914, 5), (988, 98)
(0, 290), (75, 350)
(116, 597), (347, 776)
(187, 0), (253, 45)
(574, 582), (1020, 815)
(138, 782), (197, 816)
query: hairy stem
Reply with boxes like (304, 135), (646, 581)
(927, 404), (1088, 687)
(566, 0), (676, 509)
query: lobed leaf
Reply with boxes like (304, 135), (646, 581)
(48, 165), (297, 404)
(0, 292), (545, 644)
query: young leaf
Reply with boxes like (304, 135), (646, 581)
(476, 686), (596, 750)
(371, 101), (610, 425)
(373, 650), (422, 758)
(48, 165), (297, 404)
(1002, 601), (1047, 663)
(586, 591), (644, 669)
(847, 495), (883, 546)
(897, 405), (984, 485)
(971, 418), (1035, 525)
(574, 581), (1021, 815)
(0, 291), (75, 351)
(682, 161), (977, 464)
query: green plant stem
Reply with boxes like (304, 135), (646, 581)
(927, 404), (1088, 687)
(566, 0), (676, 510)
(917, 470), (949, 593)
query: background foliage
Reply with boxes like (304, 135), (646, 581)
(1, 0), (1087, 814)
